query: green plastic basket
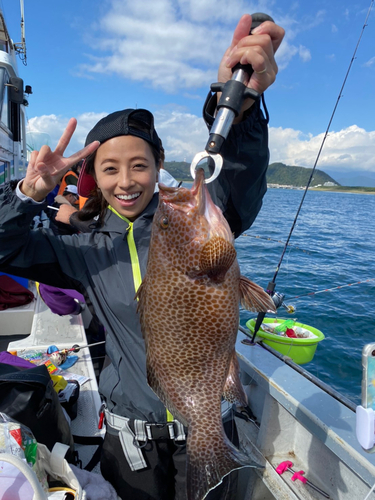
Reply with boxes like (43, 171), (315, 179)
(246, 318), (325, 365)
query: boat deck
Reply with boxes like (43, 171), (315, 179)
(2, 282), (375, 498)
(1, 283), (105, 471)
(235, 331), (375, 499)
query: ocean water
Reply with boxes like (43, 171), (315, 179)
(235, 187), (375, 405)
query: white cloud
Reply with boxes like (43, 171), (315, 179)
(77, 0), (232, 92)
(298, 45), (311, 62)
(364, 56), (375, 68)
(27, 111), (375, 174)
(75, 0), (318, 92)
(26, 112), (107, 155)
(154, 109), (208, 161)
(26, 109), (207, 161)
(269, 125), (375, 173)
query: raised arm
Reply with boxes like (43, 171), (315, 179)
(0, 119), (99, 283)
(206, 14), (285, 237)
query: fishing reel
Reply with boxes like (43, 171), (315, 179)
(271, 291), (295, 314)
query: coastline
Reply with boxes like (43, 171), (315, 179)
(267, 184), (375, 195)
(175, 180), (375, 195)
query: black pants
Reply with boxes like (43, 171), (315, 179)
(100, 419), (239, 500)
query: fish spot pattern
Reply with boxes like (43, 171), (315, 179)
(137, 171), (269, 499)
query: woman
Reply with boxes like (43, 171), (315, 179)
(0, 15), (284, 500)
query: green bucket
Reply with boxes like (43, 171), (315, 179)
(245, 318), (325, 365)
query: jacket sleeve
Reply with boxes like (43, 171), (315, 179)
(0, 182), (84, 289)
(204, 92), (269, 238)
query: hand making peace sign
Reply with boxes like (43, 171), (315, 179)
(21, 118), (99, 201)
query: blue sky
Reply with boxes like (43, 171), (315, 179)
(2, 0), (375, 179)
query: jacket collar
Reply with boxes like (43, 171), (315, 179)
(95, 193), (159, 234)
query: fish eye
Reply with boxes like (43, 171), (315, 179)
(159, 216), (169, 229)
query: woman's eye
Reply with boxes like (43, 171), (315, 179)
(133, 163), (147, 169)
(103, 166), (116, 172)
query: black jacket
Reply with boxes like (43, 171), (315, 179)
(0, 101), (269, 422)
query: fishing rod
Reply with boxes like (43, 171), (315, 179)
(49, 341), (106, 355)
(250, 0), (375, 343)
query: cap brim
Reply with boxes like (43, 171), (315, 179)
(77, 160), (97, 198)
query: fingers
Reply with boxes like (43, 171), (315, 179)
(224, 17), (285, 95)
(252, 21), (285, 54)
(55, 204), (77, 224)
(230, 14), (252, 49)
(28, 150), (39, 169)
(66, 140), (100, 166)
(54, 118), (77, 156)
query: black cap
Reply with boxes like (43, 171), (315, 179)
(84, 108), (160, 153)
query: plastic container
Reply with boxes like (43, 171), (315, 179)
(246, 318), (325, 365)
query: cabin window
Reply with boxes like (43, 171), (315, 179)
(0, 161), (10, 184)
(0, 37), (8, 53)
(0, 68), (9, 130)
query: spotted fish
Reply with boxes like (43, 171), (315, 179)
(137, 168), (276, 500)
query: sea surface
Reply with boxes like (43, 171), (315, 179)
(234, 187), (375, 405)
(182, 181), (374, 404)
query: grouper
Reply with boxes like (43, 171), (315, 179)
(137, 168), (276, 500)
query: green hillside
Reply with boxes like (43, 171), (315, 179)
(267, 163), (339, 187)
(163, 161), (191, 180)
(163, 160), (340, 187)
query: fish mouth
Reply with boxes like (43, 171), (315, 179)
(192, 168), (233, 243)
(191, 168), (206, 215)
(158, 168), (207, 215)
(158, 168), (233, 242)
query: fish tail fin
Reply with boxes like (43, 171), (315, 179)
(239, 275), (276, 313)
(186, 432), (262, 500)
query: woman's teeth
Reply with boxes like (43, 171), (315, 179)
(116, 193), (141, 201)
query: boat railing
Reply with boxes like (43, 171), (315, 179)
(239, 324), (357, 413)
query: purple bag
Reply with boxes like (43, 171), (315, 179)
(0, 351), (35, 370)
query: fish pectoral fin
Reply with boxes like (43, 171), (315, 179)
(239, 276), (276, 313)
(223, 352), (247, 406)
(199, 236), (236, 281)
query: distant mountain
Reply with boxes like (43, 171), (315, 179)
(267, 163), (339, 187)
(164, 161), (191, 180)
(163, 160), (341, 187)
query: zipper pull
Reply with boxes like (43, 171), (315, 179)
(98, 403), (105, 429)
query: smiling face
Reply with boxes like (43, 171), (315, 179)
(94, 135), (159, 221)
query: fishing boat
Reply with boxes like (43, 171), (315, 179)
(2, 4), (375, 500)
(2, 284), (375, 499)
(0, 3), (29, 184)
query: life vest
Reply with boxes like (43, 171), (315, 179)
(78, 196), (88, 210)
(57, 171), (78, 196)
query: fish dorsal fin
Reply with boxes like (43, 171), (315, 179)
(199, 236), (236, 282)
(239, 276), (276, 313)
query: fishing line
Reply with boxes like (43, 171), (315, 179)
(272, 0), (374, 284)
(250, 0), (374, 342)
(286, 278), (375, 301)
(241, 233), (311, 254)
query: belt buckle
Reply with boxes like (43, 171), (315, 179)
(146, 422), (169, 440)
